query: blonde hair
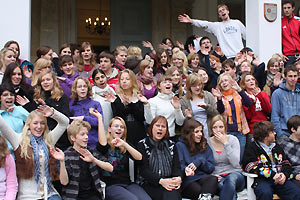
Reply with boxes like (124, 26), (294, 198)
(32, 58), (52, 86)
(0, 135), (9, 167)
(217, 73), (233, 92)
(34, 70), (63, 102)
(20, 111), (53, 159)
(128, 46), (142, 59)
(185, 73), (204, 99)
(187, 52), (200, 65)
(165, 66), (183, 97)
(107, 117), (127, 153)
(117, 69), (139, 99)
(0, 47), (16, 71)
(114, 45), (128, 56)
(171, 51), (188, 76)
(138, 59), (152, 75)
(67, 120), (91, 145)
(71, 77), (93, 100)
(209, 114), (227, 136)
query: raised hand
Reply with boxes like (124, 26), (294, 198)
(184, 108), (193, 118)
(188, 44), (196, 54)
(142, 41), (154, 50)
(23, 65), (32, 79)
(104, 91), (117, 103)
(16, 95), (29, 106)
(37, 98), (46, 105)
(212, 88), (222, 99)
(50, 147), (65, 161)
(273, 72), (283, 87)
(89, 108), (102, 119)
(78, 148), (95, 163)
(178, 14), (192, 23)
(111, 138), (125, 147)
(214, 46), (224, 57)
(158, 43), (170, 50)
(37, 105), (54, 117)
(137, 93), (148, 104)
(231, 80), (242, 92)
(171, 96), (181, 110)
(175, 41), (184, 50)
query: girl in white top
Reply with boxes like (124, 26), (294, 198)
(0, 105), (69, 200)
(140, 75), (185, 138)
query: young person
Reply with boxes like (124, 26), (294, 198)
(91, 110), (151, 200)
(89, 51), (119, 90)
(57, 55), (80, 102)
(114, 46), (128, 71)
(0, 134), (18, 200)
(277, 115), (300, 187)
(70, 77), (103, 148)
(31, 58), (52, 86)
(165, 66), (184, 98)
(208, 115), (245, 200)
(137, 116), (182, 200)
(176, 119), (218, 200)
(271, 65), (300, 137)
(0, 105), (69, 200)
(76, 42), (98, 79)
(0, 48), (16, 83)
(54, 118), (113, 200)
(178, 4), (246, 58)
(242, 121), (300, 199)
(91, 69), (116, 131)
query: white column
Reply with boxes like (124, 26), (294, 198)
(0, 0), (31, 60)
(246, 0), (281, 63)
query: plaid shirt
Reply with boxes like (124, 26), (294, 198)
(277, 135), (300, 176)
(62, 146), (106, 200)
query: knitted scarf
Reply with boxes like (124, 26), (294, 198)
(148, 137), (172, 178)
(223, 89), (242, 131)
(30, 134), (51, 192)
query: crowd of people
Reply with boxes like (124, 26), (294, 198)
(1, 1), (300, 200)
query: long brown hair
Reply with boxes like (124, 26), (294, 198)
(185, 73), (204, 100)
(0, 135), (9, 167)
(148, 116), (170, 139)
(76, 42), (97, 72)
(182, 119), (207, 155)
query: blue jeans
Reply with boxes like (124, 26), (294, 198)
(48, 194), (61, 200)
(106, 183), (151, 200)
(254, 179), (300, 200)
(218, 172), (245, 200)
(227, 131), (245, 161)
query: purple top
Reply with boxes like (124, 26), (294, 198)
(59, 73), (80, 100)
(144, 87), (156, 99)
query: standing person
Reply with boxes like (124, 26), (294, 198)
(208, 115), (245, 200)
(178, 4), (246, 58)
(92, 110), (151, 200)
(165, 66), (184, 98)
(136, 59), (157, 99)
(181, 73), (218, 139)
(176, 119), (218, 200)
(0, 48), (16, 83)
(105, 69), (146, 147)
(137, 116), (182, 200)
(239, 73), (272, 136)
(242, 121), (300, 199)
(0, 134), (18, 200)
(143, 75), (185, 139)
(277, 115), (300, 187)
(212, 73), (252, 159)
(271, 65), (300, 137)
(57, 55), (80, 102)
(282, 0), (300, 67)
(30, 58), (52, 86)
(114, 46), (128, 71)
(155, 48), (171, 78)
(70, 77), (103, 148)
(91, 69), (116, 132)
(0, 105), (69, 200)
(76, 42), (98, 79)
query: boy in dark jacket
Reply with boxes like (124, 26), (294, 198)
(242, 121), (300, 199)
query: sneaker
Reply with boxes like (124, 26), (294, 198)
(198, 193), (212, 200)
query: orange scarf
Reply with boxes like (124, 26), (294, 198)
(223, 89), (242, 131)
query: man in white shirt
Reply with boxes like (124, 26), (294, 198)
(178, 4), (246, 59)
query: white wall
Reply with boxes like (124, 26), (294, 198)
(0, 0), (31, 60)
(246, 0), (281, 63)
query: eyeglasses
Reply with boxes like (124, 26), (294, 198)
(112, 124), (125, 129)
(161, 80), (172, 84)
(201, 41), (211, 45)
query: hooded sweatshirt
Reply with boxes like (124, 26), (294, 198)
(271, 80), (300, 137)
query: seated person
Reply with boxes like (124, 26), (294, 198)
(277, 115), (300, 187)
(53, 119), (113, 200)
(242, 121), (300, 199)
